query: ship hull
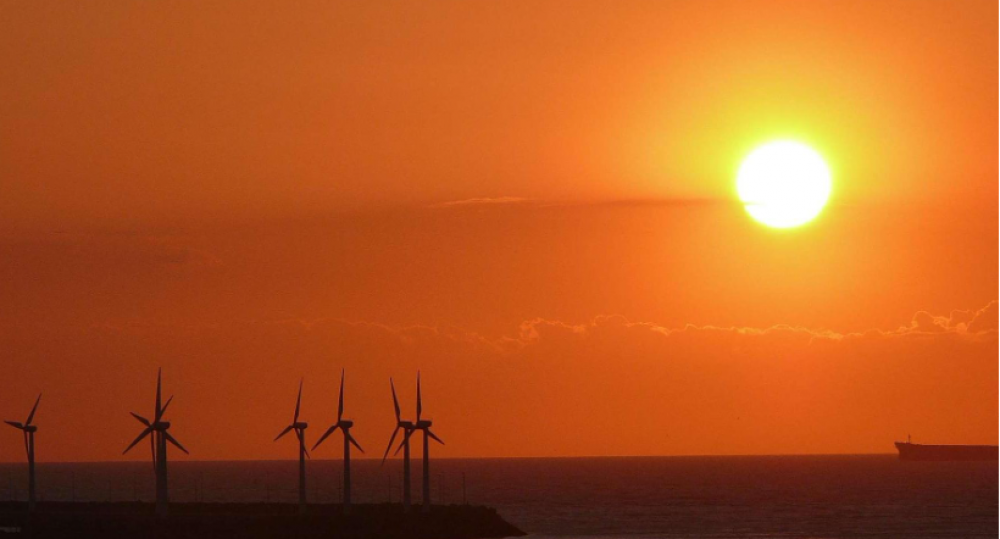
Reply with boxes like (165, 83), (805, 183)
(895, 442), (998, 462)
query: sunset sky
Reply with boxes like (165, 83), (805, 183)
(0, 0), (996, 462)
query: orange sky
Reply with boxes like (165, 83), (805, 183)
(0, 0), (996, 462)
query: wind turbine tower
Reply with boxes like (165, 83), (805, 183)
(313, 369), (365, 515)
(382, 378), (415, 512)
(123, 369), (189, 518)
(275, 379), (310, 514)
(412, 372), (444, 513)
(5, 394), (42, 511)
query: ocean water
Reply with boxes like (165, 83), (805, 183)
(0, 455), (995, 538)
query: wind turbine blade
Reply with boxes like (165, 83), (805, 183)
(123, 427), (153, 454)
(348, 433), (364, 453)
(158, 396), (174, 419)
(274, 425), (294, 441)
(23, 431), (29, 458)
(312, 425), (338, 450)
(164, 431), (189, 454)
(338, 369), (345, 422)
(416, 372), (422, 422)
(4, 421), (24, 430)
(130, 412), (151, 427)
(394, 428), (415, 456)
(155, 368), (163, 421)
(390, 378), (401, 422)
(381, 426), (401, 465)
(150, 434), (157, 473)
(25, 394), (41, 426)
(294, 379), (303, 423)
(297, 429), (310, 459)
(427, 429), (445, 445)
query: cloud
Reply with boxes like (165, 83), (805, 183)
(966, 301), (998, 333)
(513, 302), (997, 351)
(886, 300), (998, 340)
(2, 231), (222, 269)
(430, 196), (530, 208)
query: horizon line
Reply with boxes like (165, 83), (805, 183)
(0, 452), (913, 465)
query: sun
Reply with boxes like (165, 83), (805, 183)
(736, 141), (832, 228)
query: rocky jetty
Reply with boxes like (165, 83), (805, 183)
(0, 501), (526, 539)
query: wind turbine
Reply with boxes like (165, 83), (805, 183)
(313, 369), (364, 514)
(123, 368), (189, 518)
(275, 378), (309, 514)
(402, 372), (443, 513)
(381, 377), (415, 512)
(5, 394), (42, 511)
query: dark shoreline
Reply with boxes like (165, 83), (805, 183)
(0, 501), (526, 539)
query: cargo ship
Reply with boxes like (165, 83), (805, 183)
(895, 437), (998, 461)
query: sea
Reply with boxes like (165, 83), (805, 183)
(0, 455), (995, 538)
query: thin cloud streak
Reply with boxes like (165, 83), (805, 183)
(429, 197), (531, 209)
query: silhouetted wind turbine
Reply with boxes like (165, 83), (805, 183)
(382, 377), (415, 512)
(123, 369), (188, 518)
(313, 369), (364, 514)
(275, 378), (309, 514)
(401, 372), (443, 513)
(5, 394), (41, 511)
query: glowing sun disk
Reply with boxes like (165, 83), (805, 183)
(737, 141), (831, 228)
